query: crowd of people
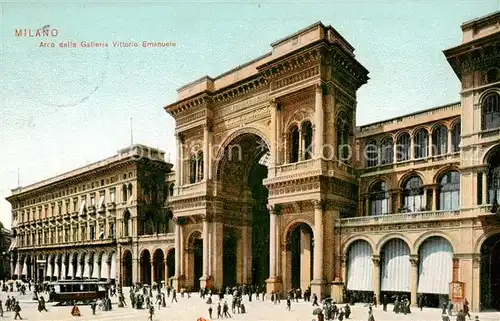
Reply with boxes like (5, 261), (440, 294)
(0, 278), (482, 320)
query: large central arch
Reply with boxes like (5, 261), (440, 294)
(215, 130), (271, 287)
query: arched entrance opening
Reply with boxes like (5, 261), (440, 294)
(153, 249), (165, 285)
(188, 231), (203, 290)
(480, 233), (500, 311)
(285, 223), (313, 291)
(417, 236), (453, 307)
(122, 250), (133, 286)
(166, 249), (175, 286)
(346, 240), (374, 303)
(217, 131), (270, 287)
(140, 250), (151, 285)
(380, 238), (411, 301)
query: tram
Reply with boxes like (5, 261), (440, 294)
(49, 279), (109, 305)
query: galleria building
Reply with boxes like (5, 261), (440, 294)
(7, 12), (500, 312)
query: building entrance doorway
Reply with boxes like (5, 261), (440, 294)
(481, 233), (500, 311)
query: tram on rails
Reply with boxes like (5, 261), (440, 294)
(48, 279), (110, 305)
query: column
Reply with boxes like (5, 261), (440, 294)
(410, 255), (418, 306)
(172, 218), (183, 290)
(410, 135), (414, 160)
(482, 171), (488, 204)
(270, 100), (277, 166)
(311, 200), (325, 299)
(61, 259), (66, 280)
(393, 140), (398, 162)
(372, 255), (381, 305)
(150, 259), (155, 285)
(447, 128), (452, 154)
(266, 205), (281, 296)
(314, 83), (324, 159)
(432, 186), (438, 211)
(269, 208), (277, 278)
(203, 125), (209, 181)
(175, 134), (183, 189)
(200, 214), (212, 288)
(208, 131), (213, 180)
(423, 188), (427, 210)
(428, 132), (433, 157)
(276, 104), (282, 165)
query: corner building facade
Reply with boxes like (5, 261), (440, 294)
(7, 145), (177, 287)
(165, 12), (500, 312)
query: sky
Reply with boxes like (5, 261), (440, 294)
(0, 1), (498, 228)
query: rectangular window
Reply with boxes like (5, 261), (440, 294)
(109, 223), (115, 238)
(110, 188), (116, 203)
(90, 226), (95, 240)
(90, 195), (95, 206)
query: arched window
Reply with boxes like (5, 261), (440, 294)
(482, 92), (500, 130)
(487, 149), (500, 204)
(370, 181), (389, 215)
(169, 184), (174, 197)
(365, 140), (378, 167)
(432, 125), (448, 156)
(402, 176), (424, 212)
(197, 151), (204, 181)
(189, 154), (197, 184)
(122, 184), (128, 203)
(302, 121), (313, 160)
(451, 121), (461, 153)
(414, 129), (428, 159)
(337, 112), (350, 162)
(380, 137), (394, 165)
(290, 126), (299, 163)
(123, 210), (130, 237)
(396, 133), (410, 162)
(438, 171), (460, 210)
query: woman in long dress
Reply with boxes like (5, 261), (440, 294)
(71, 303), (81, 317)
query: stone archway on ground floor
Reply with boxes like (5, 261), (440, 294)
(122, 250), (133, 286)
(345, 239), (373, 302)
(380, 238), (411, 300)
(140, 249), (151, 285)
(282, 221), (314, 293)
(153, 249), (165, 284)
(480, 233), (500, 311)
(187, 231), (203, 290)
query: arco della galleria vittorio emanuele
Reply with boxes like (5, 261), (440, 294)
(7, 11), (500, 312)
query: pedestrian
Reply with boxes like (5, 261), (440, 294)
(368, 306), (375, 321)
(447, 300), (454, 316)
(372, 294), (377, 307)
(91, 301), (97, 315)
(286, 295), (291, 311)
(344, 303), (351, 319)
(463, 299), (471, 319)
(148, 304), (154, 321)
(312, 294), (319, 306)
(0, 299), (3, 317)
(418, 294), (425, 311)
(208, 306), (213, 319)
(223, 301), (231, 318)
(217, 302), (222, 318)
(14, 301), (22, 320)
(171, 289), (178, 303)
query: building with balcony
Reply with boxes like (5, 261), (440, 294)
(165, 11), (500, 311)
(6, 144), (175, 286)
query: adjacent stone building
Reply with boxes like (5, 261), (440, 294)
(165, 12), (500, 312)
(6, 144), (176, 286)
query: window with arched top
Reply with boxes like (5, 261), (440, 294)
(438, 171), (460, 210)
(487, 149), (500, 205)
(380, 137), (394, 165)
(432, 125), (448, 156)
(414, 129), (428, 159)
(370, 181), (389, 215)
(197, 151), (204, 181)
(451, 121), (461, 153)
(189, 154), (197, 184)
(290, 126), (299, 163)
(396, 133), (410, 162)
(122, 184), (128, 202)
(302, 121), (313, 160)
(402, 176), (424, 212)
(482, 92), (500, 130)
(365, 140), (378, 167)
(337, 112), (350, 161)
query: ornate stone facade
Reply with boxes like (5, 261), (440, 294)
(165, 13), (500, 312)
(7, 145), (176, 286)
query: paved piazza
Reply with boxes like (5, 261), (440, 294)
(1, 288), (500, 321)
